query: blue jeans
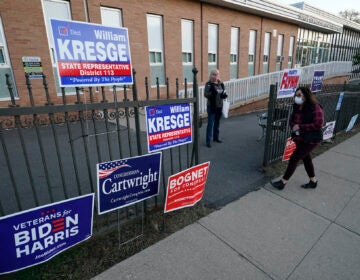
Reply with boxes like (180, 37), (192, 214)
(206, 106), (222, 144)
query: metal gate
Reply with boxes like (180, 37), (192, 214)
(0, 69), (200, 234)
(262, 83), (360, 166)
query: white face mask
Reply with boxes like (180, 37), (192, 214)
(294, 96), (304, 105)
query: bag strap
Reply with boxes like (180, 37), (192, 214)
(220, 82), (225, 91)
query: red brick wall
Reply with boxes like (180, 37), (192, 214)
(0, 0), (300, 106)
(261, 18), (298, 73)
(1, 1), (54, 106)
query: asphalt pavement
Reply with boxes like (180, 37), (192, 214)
(93, 115), (360, 280)
(199, 112), (269, 208)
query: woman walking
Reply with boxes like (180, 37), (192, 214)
(271, 86), (324, 190)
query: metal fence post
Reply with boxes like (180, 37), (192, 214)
(262, 84), (277, 167)
(131, 68), (143, 156)
(5, 74), (18, 107)
(192, 67), (199, 165)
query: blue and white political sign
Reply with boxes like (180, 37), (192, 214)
(50, 19), (133, 87)
(145, 103), (192, 153)
(97, 153), (162, 214)
(336, 92), (344, 111)
(0, 194), (94, 274)
(346, 114), (359, 132)
(323, 121), (336, 140)
(278, 69), (301, 99)
(310, 70), (325, 92)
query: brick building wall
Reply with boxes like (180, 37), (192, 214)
(0, 0), (298, 106)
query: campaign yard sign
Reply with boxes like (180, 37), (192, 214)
(164, 162), (210, 213)
(278, 69), (301, 99)
(310, 70), (325, 92)
(282, 137), (296, 161)
(50, 19), (132, 87)
(323, 121), (336, 140)
(336, 92), (345, 111)
(145, 103), (192, 153)
(22, 56), (43, 79)
(346, 114), (359, 132)
(97, 152), (162, 214)
(0, 194), (94, 274)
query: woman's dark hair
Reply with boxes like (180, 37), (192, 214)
(295, 86), (319, 105)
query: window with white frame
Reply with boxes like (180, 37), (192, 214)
(277, 34), (284, 62)
(288, 36), (295, 63)
(181, 19), (193, 65)
(0, 45), (5, 64)
(208, 23), (218, 64)
(42, 0), (72, 94)
(0, 16), (17, 100)
(0, 22), (6, 65)
(248, 30), (257, 76)
(147, 14), (164, 65)
(101, 7), (123, 27)
(42, 0), (71, 64)
(101, 7), (123, 91)
(248, 30), (256, 63)
(230, 27), (239, 63)
(263, 32), (271, 62)
(147, 14), (165, 85)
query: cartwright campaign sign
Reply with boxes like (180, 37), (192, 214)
(97, 153), (162, 214)
(0, 194), (94, 274)
(50, 19), (132, 87)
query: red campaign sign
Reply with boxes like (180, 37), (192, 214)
(58, 62), (132, 76)
(282, 137), (296, 161)
(278, 69), (301, 99)
(279, 72), (300, 90)
(164, 162), (210, 213)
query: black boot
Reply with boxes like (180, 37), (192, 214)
(301, 180), (318, 189)
(271, 180), (286, 190)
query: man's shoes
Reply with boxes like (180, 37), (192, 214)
(214, 139), (223, 143)
(206, 143), (211, 148)
(271, 180), (286, 190)
(301, 180), (318, 189)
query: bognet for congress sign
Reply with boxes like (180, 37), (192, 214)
(50, 19), (133, 87)
(164, 162), (210, 213)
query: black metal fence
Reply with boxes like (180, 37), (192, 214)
(262, 83), (360, 166)
(0, 69), (200, 235)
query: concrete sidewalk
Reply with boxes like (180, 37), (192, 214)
(94, 132), (360, 280)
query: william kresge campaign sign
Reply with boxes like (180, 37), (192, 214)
(50, 19), (132, 86)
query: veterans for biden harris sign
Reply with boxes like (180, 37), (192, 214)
(50, 19), (132, 87)
(0, 194), (94, 274)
